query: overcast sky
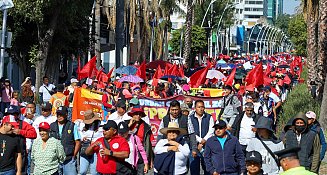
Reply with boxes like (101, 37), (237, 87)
(283, 0), (301, 14)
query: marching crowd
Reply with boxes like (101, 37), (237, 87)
(0, 54), (326, 175)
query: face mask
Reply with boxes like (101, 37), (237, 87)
(295, 125), (306, 133)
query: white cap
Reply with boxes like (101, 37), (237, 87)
(70, 78), (79, 83)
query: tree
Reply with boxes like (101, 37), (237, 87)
(183, 0), (193, 69)
(169, 25), (207, 56)
(10, 0), (92, 102)
(288, 14), (307, 56)
(318, 0), (327, 129)
(275, 14), (291, 34)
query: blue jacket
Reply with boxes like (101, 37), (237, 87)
(310, 123), (327, 160)
(204, 133), (246, 174)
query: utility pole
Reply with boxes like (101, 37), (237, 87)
(0, 9), (8, 78)
(115, 0), (125, 68)
(95, 0), (101, 69)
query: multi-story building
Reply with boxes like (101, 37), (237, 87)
(234, 0), (267, 29)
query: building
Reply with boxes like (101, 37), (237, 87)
(234, 0), (267, 29)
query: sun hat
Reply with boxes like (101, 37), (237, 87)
(83, 110), (102, 124)
(39, 122), (50, 130)
(180, 103), (191, 112)
(159, 122), (187, 136)
(252, 117), (274, 132)
(127, 107), (146, 117)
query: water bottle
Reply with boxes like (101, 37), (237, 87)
(98, 143), (109, 162)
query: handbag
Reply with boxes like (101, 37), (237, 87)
(80, 131), (94, 158)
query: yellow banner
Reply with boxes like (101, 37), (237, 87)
(191, 88), (224, 97)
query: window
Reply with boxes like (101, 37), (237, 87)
(244, 8), (263, 11)
(245, 1), (263, 4)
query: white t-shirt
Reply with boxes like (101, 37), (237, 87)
(33, 114), (57, 137)
(39, 84), (56, 102)
(239, 114), (255, 145)
(269, 92), (281, 104)
(108, 111), (132, 124)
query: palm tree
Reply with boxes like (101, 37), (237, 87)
(318, 0), (327, 129)
(303, 0), (319, 92)
(183, 0), (193, 69)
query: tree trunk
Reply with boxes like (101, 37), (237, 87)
(35, 7), (62, 104)
(319, 73), (327, 129)
(306, 14), (318, 92)
(317, 0), (327, 100)
(95, 0), (102, 69)
(183, 0), (193, 69)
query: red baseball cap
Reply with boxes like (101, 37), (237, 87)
(39, 122), (50, 130)
(1, 115), (18, 127)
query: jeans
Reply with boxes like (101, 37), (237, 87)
(27, 149), (32, 175)
(80, 154), (98, 175)
(189, 152), (209, 175)
(68, 107), (73, 121)
(59, 158), (77, 175)
(0, 169), (15, 175)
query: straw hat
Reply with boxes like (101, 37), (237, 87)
(159, 122), (187, 136)
(83, 110), (101, 124)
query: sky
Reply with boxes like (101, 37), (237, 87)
(283, 0), (301, 14)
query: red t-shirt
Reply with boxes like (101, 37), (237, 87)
(92, 136), (130, 174)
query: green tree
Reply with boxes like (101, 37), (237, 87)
(288, 14), (307, 56)
(275, 14), (291, 34)
(170, 25), (207, 56)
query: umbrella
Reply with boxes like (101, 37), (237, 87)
(118, 75), (144, 83)
(278, 65), (290, 69)
(206, 70), (226, 79)
(217, 59), (226, 64)
(146, 60), (173, 69)
(160, 75), (182, 80)
(147, 79), (168, 84)
(115, 66), (137, 75)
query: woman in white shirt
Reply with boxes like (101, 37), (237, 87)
(154, 122), (190, 175)
(79, 110), (103, 175)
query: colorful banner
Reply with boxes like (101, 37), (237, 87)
(72, 88), (223, 144)
(190, 88), (224, 97)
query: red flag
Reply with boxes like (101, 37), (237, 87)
(136, 61), (146, 80)
(164, 63), (169, 76)
(168, 64), (179, 76)
(264, 76), (273, 86)
(225, 68), (236, 86)
(107, 67), (115, 79)
(179, 65), (184, 77)
(253, 62), (264, 87)
(79, 56), (97, 79)
(189, 67), (209, 88)
(152, 78), (159, 87)
(206, 59), (213, 69)
(153, 65), (163, 79)
(245, 68), (256, 85)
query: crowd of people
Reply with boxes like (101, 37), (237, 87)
(0, 54), (326, 175)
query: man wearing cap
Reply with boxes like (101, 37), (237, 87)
(5, 105), (37, 175)
(127, 107), (155, 171)
(108, 100), (131, 124)
(154, 122), (190, 175)
(306, 111), (327, 166)
(180, 103), (191, 116)
(204, 120), (246, 175)
(39, 76), (56, 103)
(231, 102), (260, 155)
(33, 102), (57, 137)
(246, 117), (284, 175)
(189, 100), (215, 175)
(0, 116), (23, 175)
(274, 147), (317, 175)
(49, 84), (69, 116)
(85, 120), (130, 175)
(157, 100), (198, 158)
(284, 113), (320, 173)
(246, 151), (266, 175)
(49, 106), (81, 175)
(218, 85), (242, 129)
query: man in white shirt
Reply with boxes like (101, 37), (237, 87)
(38, 76), (56, 103)
(231, 102), (260, 155)
(32, 102), (57, 137)
(107, 100), (131, 124)
(189, 100), (214, 175)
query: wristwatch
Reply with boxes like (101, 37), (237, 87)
(109, 150), (113, 156)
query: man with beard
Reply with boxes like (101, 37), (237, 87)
(284, 113), (320, 173)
